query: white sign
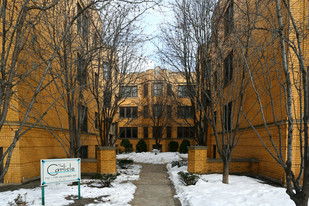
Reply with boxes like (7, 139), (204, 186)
(40, 158), (81, 186)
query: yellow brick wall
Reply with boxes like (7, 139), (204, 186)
(0, 125), (99, 183)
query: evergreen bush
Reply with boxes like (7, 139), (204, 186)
(120, 139), (133, 153)
(178, 171), (199, 186)
(136, 139), (147, 153)
(117, 159), (134, 169)
(168, 141), (179, 152)
(179, 140), (191, 153)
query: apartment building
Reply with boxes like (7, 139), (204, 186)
(200, 0), (309, 183)
(0, 0), (108, 184)
(115, 68), (196, 152)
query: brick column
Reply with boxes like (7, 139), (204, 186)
(188, 146), (208, 174)
(97, 146), (116, 175)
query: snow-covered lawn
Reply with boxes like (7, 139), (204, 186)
(167, 163), (295, 206)
(0, 164), (141, 206)
(117, 152), (183, 164)
(0, 152), (298, 206)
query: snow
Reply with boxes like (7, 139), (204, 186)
(0, 164), (141, 206)
(0, 152), (300, 206)
(167, 163), (296, 206)
(117, 152), (182, 164)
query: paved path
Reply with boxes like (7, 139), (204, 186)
(130, 163), (181, 206)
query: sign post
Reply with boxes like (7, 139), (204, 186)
(40, 158), (81, 205)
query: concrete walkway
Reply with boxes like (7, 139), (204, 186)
(130, 163), (181, 206)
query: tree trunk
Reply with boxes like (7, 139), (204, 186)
(290, 192), (308, 206)
(222, 160), (229, 184)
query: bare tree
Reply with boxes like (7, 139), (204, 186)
(237, 0), (309, 204)
(159, 0), (254, 184)
(140, 69), (176, 150)
(0, 0), (67, 181)
(88, 1), (156, 147)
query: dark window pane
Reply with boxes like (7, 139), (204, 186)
(144, 127), (148, 138)
(126, 107), (131, 118)
(120, 127), (125, 138)
(167, 84), (172, 96)
(144, 106), (149, 118)
(95, 112), (98, 129)
(81, 105), (88, 132)
(167, 127), (171, 138)
(144, 84), (148, 97)
(184, 127), (190, 138)
(120, 107), (125, 118)
(132, 107), (138, 118)
(126, 127), (132, 138)
(177, 127), (183, 138)
(80, 146), (88, 159)
(167, 106), (172, 118)
(132, 127), (138, 138)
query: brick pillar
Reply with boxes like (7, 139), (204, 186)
(188, 146), (208, 174)
(97, 146), (116, 175)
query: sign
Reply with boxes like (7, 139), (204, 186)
(40, 158), (81, 186)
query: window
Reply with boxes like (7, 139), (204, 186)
(144, 106), (149, 118)
(224, 102), (232, 131)
(177, 106), (194, 118)
(167, 127), (172, 138)
(152, 83), (163, 96)
(104, 90), (112, 108)
(214, 111), (217, 125)
(153, 104), (162, 117)
(202, 90), (211, 106)
(224, 0), (234, 37)
(77, 3), (89, 39)
(167, 105), (172, 118)
(202, 60), (211, 78)
(77, 3), (82, 34)
(103, 62), (111, 80)
(119, 107), (138, 118)
(79, 145), (88, 158)
(144, 83), (148, 97)
(93, 33), (98, 48)
(177, 127), (194, 138)
(77, 53), (87, 85)
(178, 85), (194, 97)
(95, 112), (98, 129)
(120, 86), (138, 98)
(81, 105), (88, 132)
(224, 52), (233, 85)
(167, 84), (172, 96)
(153, 126), (162, 138)
(213, 71), (218, 91)
(213, 145), (217, 158)
(95, 72), (99, 90)
(120, 127), (138, 138)
(144, 127), (148, 138)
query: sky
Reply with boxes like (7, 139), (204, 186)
(140, 1), (173, 70)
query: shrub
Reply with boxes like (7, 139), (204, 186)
(178, 171), (199, 186)
(91, 173), (117, 187)
(168, 141), (179, 152)
(136, 139), (147, 153)
(179, 140), (191, 153)
(171, 160), (187, 168)
(8, 193), (33, 206)
(117, 159), (134, 169)
(120, 139), (133, 153)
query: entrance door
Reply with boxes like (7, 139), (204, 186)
(0, 147), (3, 183)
